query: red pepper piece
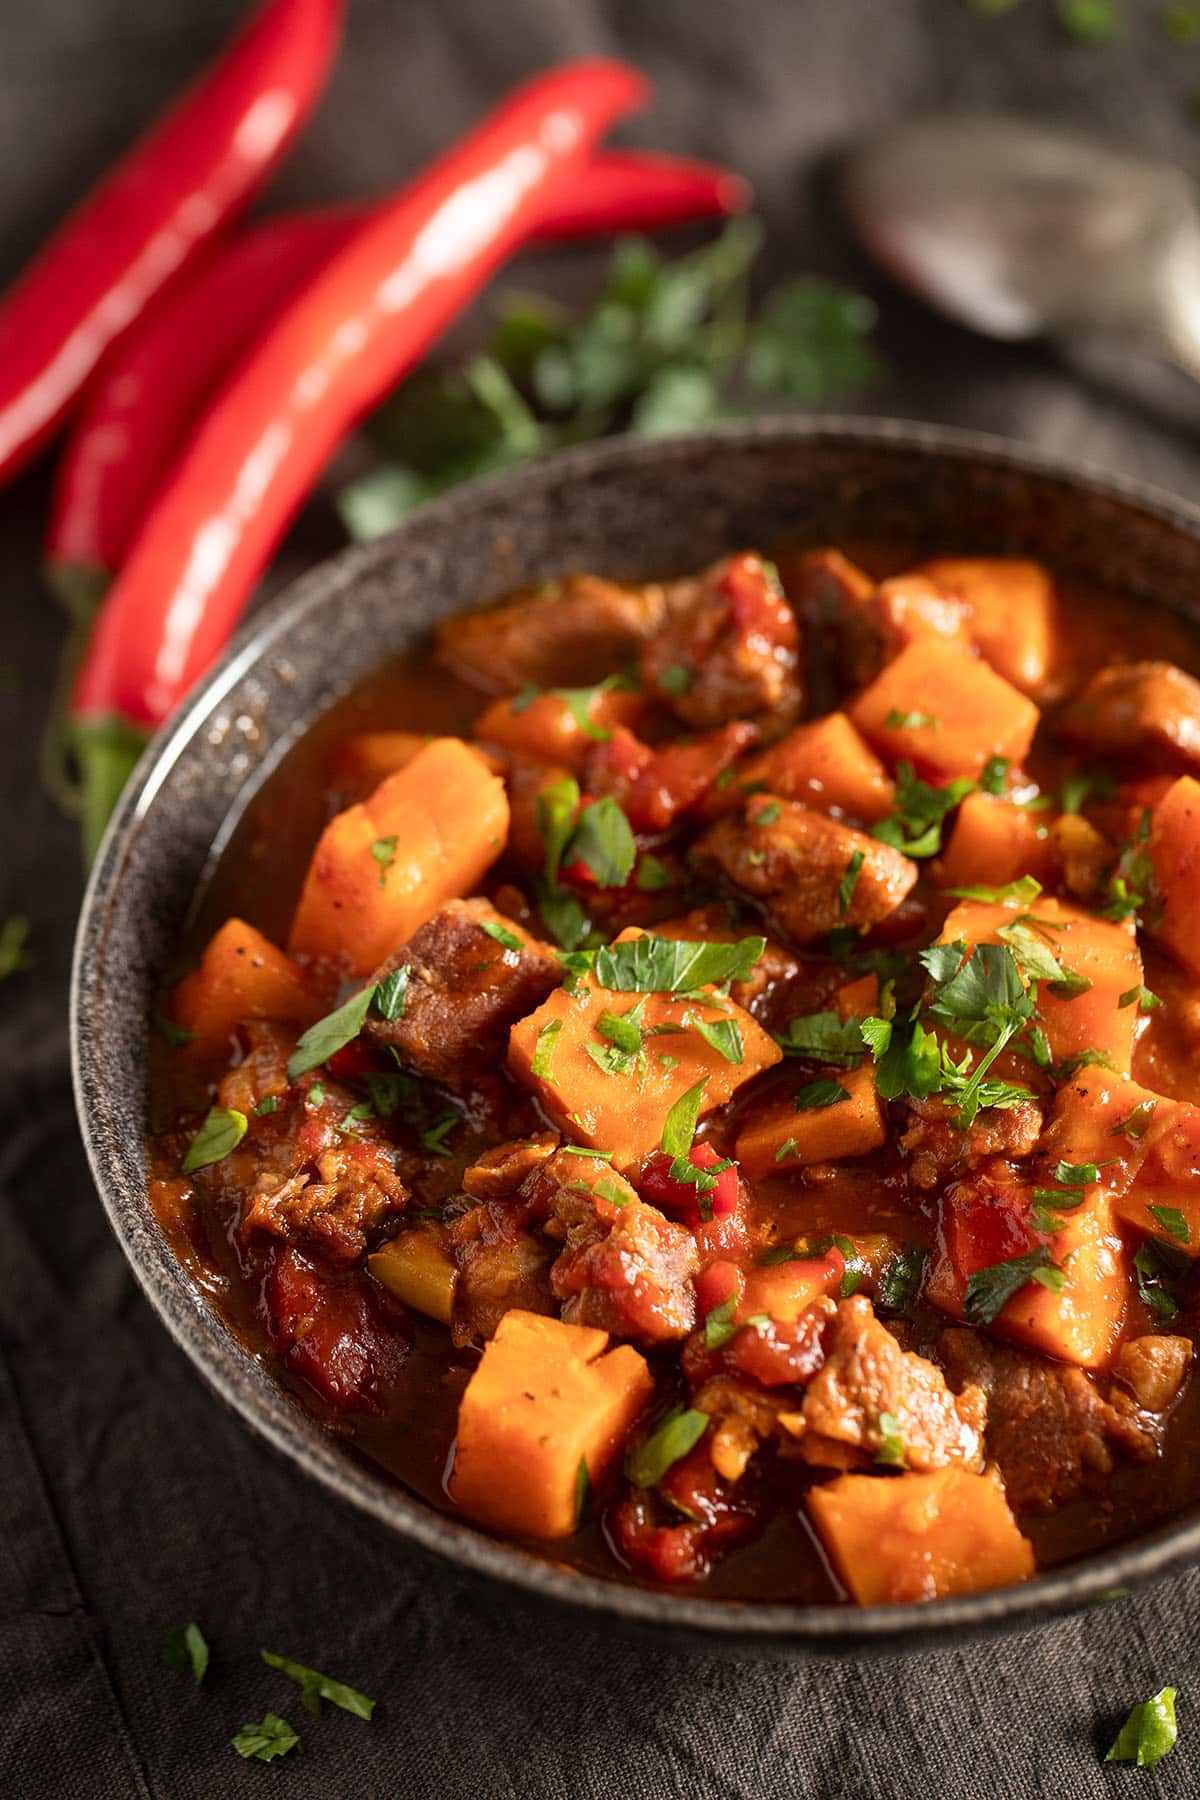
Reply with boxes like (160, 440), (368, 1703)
(0, 0), (344, 487)
(265, 1246), (406, 1414)
(588, 721), (756, 833)
(46, 151), (749, 612)
(639, 1141), (740, 1228)
(694, 1257), (744, 1317)
(70, 60), (647, 852)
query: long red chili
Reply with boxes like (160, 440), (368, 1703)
(71, 60), (647, 849)
(0, 0), (343, 487)
(47, 149), (747, 607)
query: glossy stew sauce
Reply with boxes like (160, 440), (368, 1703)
(147, 547), (1200, 1606)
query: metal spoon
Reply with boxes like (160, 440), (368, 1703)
(841, 117), (1200, 423)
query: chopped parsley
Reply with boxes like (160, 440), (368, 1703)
(774, 1011), (867, 1063)
(511, 673), (634, 741)
(793, 1078), (850, 1110)
(420, 1111), (461, 1158)
(597, 1002), (646, 1056)
(1112, 1098), (1158, 1140)
(946, 875), (1043, 906)
(374, 965), (410, 1022)
(574, 1456), (591, 1525)
(232, 1714), (300, 1762)
(1148, 1205), (1190, 1246)
(1104, 1687), (1178, 1769)
(636, 853), (673, 891)
(704, 1295), (740, 1349)
(660, 1078), (709, 1158)
(874, 1412), (908, 1468)
(567, 795), (636, 888)
(964, 1246), (1064, 1325)
(560, 933), (765, 994)
(1118, 984), (1161, 1011)
(254, 1095), (280, 1117)
(480, 918), (524, 951)
(154, 1013), (197, 1046)
(162, 1621), (209, 1684)
(181, 1107), (247, 1175)
(658, 663), (693, 697)
(837, 849), (865, 916)
(531, 1017), (564, 1082)
(692, 1017), (744, 1064)
(752, 800), (782, 827)
(307, 1081), (325, 1108)
(872, 763), (975, 858)
(1134, 1239), (1188, 1319)
(288, 984), (378, 1080)
(625, 1406), (710, 1487)
(884, 709), (937, 729)
(979, 756), (1010, 795)
(370, 834), (399, 887)
(876, 1246), (927, 1314)
(260, 1648), (375, 1720)
(1103, 808), (1160, 927)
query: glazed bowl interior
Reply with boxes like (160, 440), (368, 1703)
(72, 418), (1200, 1652)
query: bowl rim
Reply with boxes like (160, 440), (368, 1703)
(71, 413), (1200, 1647)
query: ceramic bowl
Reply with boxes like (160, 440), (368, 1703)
(72, 418), (1200, 1652)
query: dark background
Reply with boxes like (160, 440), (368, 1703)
(5, 2), (1200, 1795)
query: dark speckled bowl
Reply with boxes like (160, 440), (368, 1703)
(72, 419), (1200, 1653)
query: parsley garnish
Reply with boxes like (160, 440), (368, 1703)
(793, 1078), (850, 1110)
(752, 800), (782, 826)
(625, 1406), (710, 1487)
(872, 763), (975, 858)
(1118, 984), (1161, 1010)
(337, 1101), (374, 1138)
(255, 1095), (280, 1116)
(1134, 1239), (1188, 1319)
(181, 1107), (247, 1174)
(480, 918), (523, 952)
(154, 1013), (197, 1046)
(964, 1246), (1064, 1325)
(877, 1246), (927, 1314)
(370, 834), (399, 888)
(636, 853), (673, 891)
(1148, 1205), (1190, 1246)
(511, 673), (632, 742)
(261, 1648), (375, 1720)
(704, 1295), (740, 1349)
(980, 756), (1010, 795)
(232, 1714), (300, 1762)
(774, 1011), (867, 1063)
(559, 933), (765, 994)
(875, 1412), (908, 1468)
(1112, 1098), (1158, 1139)
(660, 1078), (709, 1158)
(1103, 808), (1160, 926)
(884, 709), (937, 729)
(537, 774), (582, 888)
(693, 1017), (744, 1064)
(366, 1071), (412, 1115)
(531, 1018), (564, 1082)
(658, 663), (693, 697)
(420, 1112), (461, 1158)
(307, 1080), (325, 1108)
(374, 965), (410, 1022)
(837, 849), (865, 916)
(597, 1002), (646, 1056)
(574, 1456), (591, 1525)
(288, 985), (378, 1080)
(1104, 1687), (1178, 1769)
(567, 795), (636, 888)
(946, 875), (1043, 906)
(162, 1621), (209, 1684)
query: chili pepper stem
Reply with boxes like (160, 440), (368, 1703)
(72, 715), (150, 865)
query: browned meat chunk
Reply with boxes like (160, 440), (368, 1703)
(694, 797), (918, 946)
(900, 1097), (1044, 1192)
(641, 552), (803, 733)
(799, 1297), (986, 1471)
(445, 1198), (555, 1346)
(1111, 1334), (1192, 1413)
(1058, 661), (1200, 772)
(436, 574), (665, 694)
(364, 900), (561, 1090)
(543, 1152), (699, 1344)
(243, 1141), (409, 1265)
(784, 546), (882, 697)
(940, 1327), (1162, 1512)
(690, 1374), (806, 1481)
(462, 1132), (560, 1201)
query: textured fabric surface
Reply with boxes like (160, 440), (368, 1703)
(5, 1), (1200, 1794)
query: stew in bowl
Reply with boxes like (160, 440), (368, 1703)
(145, 535), (1200, 1610)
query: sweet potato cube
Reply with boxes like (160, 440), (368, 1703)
(289, 738), (509, 976)
(807, 1468), (1034, 1605)
(916, 558), (1056, 696)
(737, 713), (895, 824)
(1052, 1071), (1200, 1255)
(849, 637), (1040, 782)
(939, 896), (1142, 1075)
(508, 932), (780, 1170)
(1150, 775), (1200, 976)
(329, 731), (429, 792)
(368, 1230), (457, 1324)
(473, 685), (646, 771)
(171, 918), (321, 1047)
(936, 793), (1058, 893)
(736, 1064), (885, 1178)
(833, 974), (879, 1020)
(449, 1310), (653, 1538)
(740, 1252), (844, 1324)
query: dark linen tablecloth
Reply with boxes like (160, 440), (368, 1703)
(6, 2), (1200, 1794)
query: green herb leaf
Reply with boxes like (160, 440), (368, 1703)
(884, 709), (937, 729)
(979, 756), (1010, 795)
(774, 1011), (867, 1063)
(536, 774), (582, 888)
(657, 663), (693, 696)
(745, 277), (882, 404)
(566, 796), (636, 888)
(232, 1713), (300, 1762)
(692, 1017), (744, 1064)
(288, 985), (376, 1080)
(837, 849), (865, 916)
(370, 835), (399, 888)
(154, 1013), (196, 1046)
(636, 853), (673, 892)
(946, 876), (1043, 906)
(597, 1002), (646, 1056)
(373, 965), (410, 1022)
(1104, 1687), (1177, 1769)
(255, 1095), (280, 1116)
(480, 918), (524, 952)
(307, 1081), (325, 1108)
(875, 1411), (908, 1468)
(660, 1078), (709, 1158)
(704, 1295), (740, 1350)
(1112, 1099), (1158, 1140)
(420, 1112), (460, 1158)
(162, 1621), (209, 1684)
(537, 880), (590, 951)
(1148, 1205), (1190, 1245)
(366, 1071), (413, 1116)
(560, 934), (765, 994)
(877, 1247), (927, 1314)
(872, 764), (975, 858)
(1135, 1240), (1184, 1319)
(625, 1406), (710, 1487)
(1118, 984), (1161, 1011)
(574, 1455), (591, 1526)
(181, 1107), (247, 1175)
(531, 1018), (564, 1082)
(793, 1078), (850, 1110)
(752, 799), (782, 827)
(964, 1246), (1062, 1325)
(260, 1648), (375, 1721)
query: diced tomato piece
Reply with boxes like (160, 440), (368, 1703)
(265, 1248), (407, 1415)
(639, 1142), (741, 1227)
(695, 1259), (744, 1316)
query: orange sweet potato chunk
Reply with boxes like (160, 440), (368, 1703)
(740, 1253), (844, 1324)
(807, 1468), (1034, 1605)
(508, 935), (780, 1170)
(938, 896), (1142, 1076)
(171, 918), (322, 1047)
(736, 713), (895, 824)
(289, 738), (509, 976)
(1150, 775), (1200, 977)
(916, 557), (1057, 696)
(736, 1064), (885, 1178)
(449, 1310), (653, 1538)
(329, 731), (430, 792)
(935, 793), (1058, 893)
(849, 637), (1040, 782)
(1048, 1068), (1200, 1257)
(474, 685), (646, 771)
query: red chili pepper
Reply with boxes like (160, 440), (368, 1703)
(46, 151), (747, 612)
(70, 61), (648, 855)
(0, 0), (343, 488)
